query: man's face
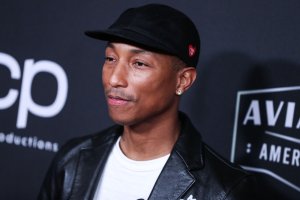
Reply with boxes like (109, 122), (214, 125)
(102, 42), (180, 126)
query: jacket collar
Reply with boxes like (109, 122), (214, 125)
(148, 112), (204, 199)
(91, 112), (204, 169)
(174, 112), (204, 170)
(69, 126), (122, 200)
(70, 112), (204, 200)
(90, 112), (205, 168)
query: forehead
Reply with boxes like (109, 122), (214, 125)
(105, 42), (175, 59)
(105, 42), (178, 70)
(107, 42), (178, 62)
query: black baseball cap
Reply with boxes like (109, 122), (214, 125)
(85, 4), (200, 67)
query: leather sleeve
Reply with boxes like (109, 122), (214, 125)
(37, 137), (85, 200)
(37, 153), (65, 200)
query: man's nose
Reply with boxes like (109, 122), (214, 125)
(108, 61), (128, 88)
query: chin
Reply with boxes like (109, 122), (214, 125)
(108, 111), (134, 126)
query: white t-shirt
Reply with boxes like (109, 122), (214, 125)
(93, 137), (170, 200)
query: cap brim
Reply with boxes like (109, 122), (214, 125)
(85, 29), (175, 55)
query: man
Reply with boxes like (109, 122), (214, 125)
(38, 4), (257, 200)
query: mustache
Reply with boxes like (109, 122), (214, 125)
(105, 88), (136, 101)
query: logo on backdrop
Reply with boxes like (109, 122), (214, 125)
(0, 52), (68, 152)
(0, 52), (68, 128)
(231, 86), (300, 193)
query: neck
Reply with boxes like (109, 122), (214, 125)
(119, 111), (180, 161)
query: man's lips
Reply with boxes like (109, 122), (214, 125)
(105, 88), (135, 106)
(107, 95), (131, 106)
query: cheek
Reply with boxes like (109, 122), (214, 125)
(102, 67), (110, 87)
(133, 72), (177, 102)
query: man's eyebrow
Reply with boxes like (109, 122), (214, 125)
(130, 48), (149, 55)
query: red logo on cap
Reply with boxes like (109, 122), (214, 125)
(188, 44), (196, 57)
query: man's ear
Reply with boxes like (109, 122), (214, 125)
(175, 67), (197, 95)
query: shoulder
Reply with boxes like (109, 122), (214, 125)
(192, 143), (258, 199)
(54, 125), (120, 169)
(202, 143), (250, 181)
(175, 113), (258, 199)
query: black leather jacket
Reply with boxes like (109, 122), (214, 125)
(38, 113), (257, 200)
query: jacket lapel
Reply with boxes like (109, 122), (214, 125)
(68, 113), (203, 200)
(148, 152), (195, 200)
(69, 128), (121, 200)
(149, 112), (204, 200)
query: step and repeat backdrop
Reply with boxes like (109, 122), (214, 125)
(1, 0), (300, 199)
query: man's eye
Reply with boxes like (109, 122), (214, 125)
(133, 61), (148, 68)
(105, 56), (115, 62)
